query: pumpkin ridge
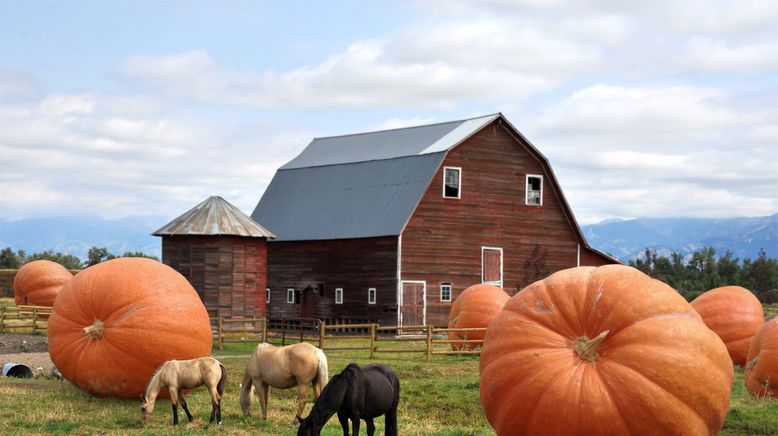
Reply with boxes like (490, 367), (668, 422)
(503, 358), (581, 434)
(595, 363), (650, 436)
(506, 303), (573, 343)
(537, 280), (584, 337)
(599, 358), (713, 431)
(598, 311), (701, 344)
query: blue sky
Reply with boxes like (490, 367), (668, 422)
(2, 0), (777, 224)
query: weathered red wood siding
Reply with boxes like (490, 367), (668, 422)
(401, 120), (611, 326)
(161, 235), (267, 320)
(580, 247), (619, 267)
(266, 236), (398, 325)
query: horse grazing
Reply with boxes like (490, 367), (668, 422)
(297, 363), (400, 436)
(239, 342), (329, 421)
(140, 357), (227, 426)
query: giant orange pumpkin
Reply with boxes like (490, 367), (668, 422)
(13, 260), (73, 307)
(744, 317), (778, 398)
(691, 285), (764, 366)
(47, 257), (212, 398)
(480, 265), (734, 436)
(447, 284), (509, 350)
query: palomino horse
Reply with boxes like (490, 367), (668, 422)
(297, 363), (400, 436)
(239, 342), (329, 421)
(140, 357), (227, 426)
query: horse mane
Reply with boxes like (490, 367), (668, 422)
(144, 362), (166, 397)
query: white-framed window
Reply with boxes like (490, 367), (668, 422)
(443, 167), (461, 199)
(335, 288), (343, 304)
(368, 288), (377, 304)
(440, 283), (452, 302)
(526, 175), (543, 206)
(266, 288), (270, 303)
(287, 288), (295, 304)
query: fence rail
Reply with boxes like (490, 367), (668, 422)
(214, 317), (486, 360)
(0, 305), (51, 333)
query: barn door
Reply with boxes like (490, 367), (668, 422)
(300, 286), (315, 320)
(400, 281), (425, 327)
(482, 247), (503, 287)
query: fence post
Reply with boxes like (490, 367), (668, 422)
(218, 316), (224, 350)
(281, 320), (287, 346)
(261, 317), (267, 343)
(426, 325), (433, 362)
(319, 320), (326, 350)
(0, 306), (4, 332)
(32, 307), (38, 334)
(370, 323), (376, 359)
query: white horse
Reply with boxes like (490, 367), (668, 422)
(239, 342), (328, 421)
(140, 357), (226, 426)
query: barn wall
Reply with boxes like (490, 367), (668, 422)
(161, 235), (267, 319)
(266, 236), (398, 325)
(401, 120), (609, 326)
(580, 247), (619, 267)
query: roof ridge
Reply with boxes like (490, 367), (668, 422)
(312, 113), (501, 141)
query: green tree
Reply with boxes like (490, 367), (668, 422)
(743, 249), (778, 302)
(121, 251), (159, 261)
(86, 246), (116, 266)
(0, 247), (25, 268)
(27, 250), (83, 269)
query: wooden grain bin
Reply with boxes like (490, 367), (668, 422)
(153, 196), (275, 321)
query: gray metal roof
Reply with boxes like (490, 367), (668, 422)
(254, 114), (501, 241)
(281, 114), (499, 169)
(154, 196), (275, 238)
(253, 153), (445, 241)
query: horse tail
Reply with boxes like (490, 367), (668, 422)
(217, 363), (227, 398)
(314, 347), (329, 393)
(239, 368), (254, 416)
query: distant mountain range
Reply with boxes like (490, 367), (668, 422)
(0, 215), (165, 261)
(1, 214), (777, 264)
(582, 214), (778, 262)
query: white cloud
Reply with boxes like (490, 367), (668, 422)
(0, 93), (308, 220)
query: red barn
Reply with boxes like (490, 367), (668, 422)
(252, 113), (616, 327)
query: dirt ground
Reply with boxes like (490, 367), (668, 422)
(0, 333), (57, 377)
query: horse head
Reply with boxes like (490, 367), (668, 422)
(139, 394), (154, 424)
(296, 415), (318, 436)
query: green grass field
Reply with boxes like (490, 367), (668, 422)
(1, 339), (778, 435)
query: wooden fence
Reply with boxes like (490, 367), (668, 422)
(0, 305), (51, 333)
(214, 317), (486, 361)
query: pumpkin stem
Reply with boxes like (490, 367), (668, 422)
(82, 319), (104, 341)
(574, 330), (609, 362)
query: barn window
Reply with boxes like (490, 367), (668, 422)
(440, 283), (452, 302)
(266, 288), (270, 303)
(335, 288), (343, 304)
(368, 288), (376, 304)
(526, 175), (543, 206)
(443, 167), (461, 199)
(287, 288), (294, 304)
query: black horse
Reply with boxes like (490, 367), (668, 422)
(296, 363), (399, 436)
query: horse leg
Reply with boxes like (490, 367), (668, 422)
(179, 389), (193, 422)
(169, 389), (180, 426)
(295, 383), (308, 421)
(351, 415), (361, 436)
(256, 381), (269, 420)
(365, 417), (375, 436)
(207, 383), (221, 424)
(337, 411), (349, 436)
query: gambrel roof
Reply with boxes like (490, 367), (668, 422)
(251, 113), (615, 262)
(252, 114), (497, 241)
